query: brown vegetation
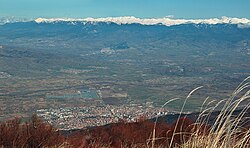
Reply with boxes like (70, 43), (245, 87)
(0, 113), (249, 147)
(0, 115), (63, 147)
(0, 115), (211, 147)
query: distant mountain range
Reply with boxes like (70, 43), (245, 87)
(1, 16), (250, 28)
(0, 16), (249, 82)
(0, 15), (249, 112)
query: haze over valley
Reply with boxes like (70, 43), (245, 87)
(0, 17), (249, 129)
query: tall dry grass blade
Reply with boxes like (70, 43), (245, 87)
(150, 98), (181, 148)
(169, 86), (203, 148)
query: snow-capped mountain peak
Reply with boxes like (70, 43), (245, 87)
(34, 16), (250, 27)
(1, 16), (250, 27)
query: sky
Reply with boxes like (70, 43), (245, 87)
(0, 0), (250, 19)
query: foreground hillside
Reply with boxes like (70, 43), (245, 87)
(0, 109), (249, 147)
(0, 115), (209, 147)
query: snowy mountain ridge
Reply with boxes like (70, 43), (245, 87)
(34, 16), (250, 27)
(1, 16), (250, 28)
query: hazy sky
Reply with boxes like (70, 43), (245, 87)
(0, 0), (250, 19)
